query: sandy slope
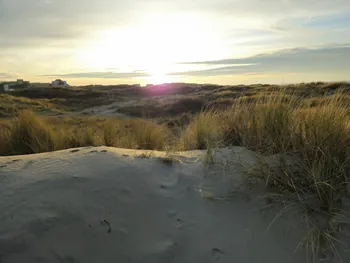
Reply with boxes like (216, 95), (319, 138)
(0, 147), (315, 263)
(79, 99), (141, 117)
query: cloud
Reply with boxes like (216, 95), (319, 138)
(1, 0), (349, 46)
(141, 0), (350, 17)
(45, 44), (350, 80)
(181, 44), (350, 65)
(44, 71), (150, 79)
(0, 72), (13, 79)
(271, 12), (350, 33)
(171, 44), (350, 76)
(0, 0), (135, 49)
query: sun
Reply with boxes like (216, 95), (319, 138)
(146, 66), (173, 84)
(148, 74), (171, 85)
(77, 14), (220, 83)
(147, 66), (172, 85)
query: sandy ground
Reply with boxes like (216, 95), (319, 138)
(0, 147), (346, 263)
(78, 94), (194, 117)
(79, 98), (144, 117)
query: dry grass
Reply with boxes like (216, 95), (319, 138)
(0, 94), (63, 117)
(103, 121), (117, 147)
(0, 123), (11, 155)
(292, 96), (350, 212)
(180, 110), (226, 150)
(103, 119), (172, 150)
(219, 91), (350, 213)
(8, 110), (57, 154)
(219, 91), (349, 261)
(225, 93), (297, 153)
(0, 112), (173, 156)
(239, 93), (350, 213)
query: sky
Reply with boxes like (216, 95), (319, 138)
(0, 0), (350, 86)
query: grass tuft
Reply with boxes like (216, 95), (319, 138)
(180, 110), (225, 150)
(0, 112), (172, 155)
(9, 110), (56, 154)
(103, 121), (117, 146)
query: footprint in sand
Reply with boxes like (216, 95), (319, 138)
(5, 159), (22, 166)
(7, 159), (21, 164)
(212, 248), (224, 260)
(100, 220), (112, 233)
(23, 160), (34, 169)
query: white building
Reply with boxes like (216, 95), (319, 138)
(0, 83), (9, 92)
(1, 79), (31, 92)
(50, 79), (69, 87)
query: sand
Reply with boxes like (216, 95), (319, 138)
(0, 146), (344, 263)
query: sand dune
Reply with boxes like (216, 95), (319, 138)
(0, 146), (340, 263)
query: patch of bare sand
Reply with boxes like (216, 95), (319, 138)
(79, 98), (143, 117)
(0, 147), (345, 262)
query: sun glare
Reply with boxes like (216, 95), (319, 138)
(77, 14), (224, 84)
(145, 64), (173, 84)
(148, 73), (171, 85)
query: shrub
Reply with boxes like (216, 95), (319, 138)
(9, 110), (56, 155)
(180, 110), (226, 150)
(126, 119), (171, 150)
(224, 93), (296, 153)
(291, 95), (350, 211)
(0, 124), (10, 155)
(103, 121), (117, 146)
(166, 97), (205, 116)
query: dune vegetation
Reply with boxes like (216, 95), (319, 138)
(1, 84), (350, 261)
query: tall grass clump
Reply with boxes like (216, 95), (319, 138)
(291, 94), (350, 211)
(9, 110), (57, 155)
(103, 121), (117, 146)
(225, 93), (297, 153)
(0, 124), (11, 155)
(103, 118), (173, 150)
(63, 128), (96, 148)
(225, 92), (350, 211)
(0, 112), (174, 156)
(125, 119), (171, 150)
(180, 110), (226, 150)
(222, 91), (349, 260)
